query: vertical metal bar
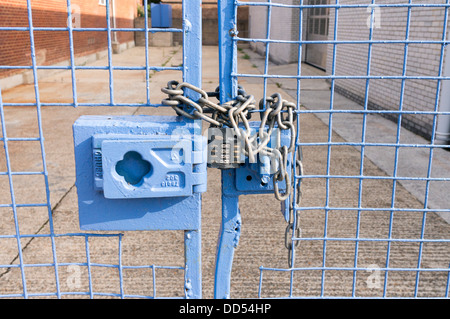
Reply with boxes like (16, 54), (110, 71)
(414, 0), (450, 298)
(446, 263), (450, 298)
(66, 0), (78, 107)
(288, 264), (294, 297)
(25, 0), (61, 298)
(106, 0), (114, 105)
(321, 0), (340, 297)
(258, 267), (264, 298)
(84, 235), (93, 299)
(262, 0), (273, 111)
(152, 264), (157, 298)
(0, 88), (28, 298)
(214, 191), (241, 299)
(183, 0), (202, 90)
(118, 234), (124, 299)
(295, 0), (305, 143)
(184, 230), (202, 298)
(289, 0), (305, 298)
(144, 0), (151, 105)
(352, 0), (376, 297)
(383, 0), (414, 298)
(182, 0), (202, 299)
(183, 0), (203, 142)
(215, 0), (240, 299)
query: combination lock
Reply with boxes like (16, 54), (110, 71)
(207, 127), (244, 169)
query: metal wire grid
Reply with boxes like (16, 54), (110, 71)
(229, 0), (450, 298)
(0, 1), (182, 107)
(1, 0), (450, 299)
(0, 0), (191, 298)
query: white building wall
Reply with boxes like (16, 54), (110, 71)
(247, 0), (449, 140)
(325, 0), (448, 140)
(248, 0), (303, 64)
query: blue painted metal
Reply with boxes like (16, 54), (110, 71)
(73, 115), (205, 231)
(217, 0), (450, 299)
(184, 229), (202, 299)
(214, 187), (240, 299)
(0, 0), (204, 299)
(1, 0), (450, 300)
(218, 0), (238, 103)
(214, 120), (292, 298)
(70, 0), (203, 298)
(151, 3), (173, 28)
(91, 134), (206, 199)
(181, 0), (203, 299)
(214, 0), (237, 299)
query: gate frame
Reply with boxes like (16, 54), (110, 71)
(214, 0), (240, 299)
(0, 0), (203, 299)
(181, 0), (203, 300)
(213, 0), (450, 299)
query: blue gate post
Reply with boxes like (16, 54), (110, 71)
(214, 178), (241, 299)
(182, 0), (203, 299)
(214, 0), (239, 299)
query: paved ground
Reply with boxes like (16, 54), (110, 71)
(0, 45), (449, 298)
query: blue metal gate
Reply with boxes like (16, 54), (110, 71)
(215, 0), (450, 298)
(0, 0), (202, 298)
(0, 0), (449, 299)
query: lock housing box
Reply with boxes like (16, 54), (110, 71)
(73, 115), (206, 231)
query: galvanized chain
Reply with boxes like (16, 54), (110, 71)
(285, 147), (303, 268)
(162, 80), (304, 267)
(161, 80), (297, 202)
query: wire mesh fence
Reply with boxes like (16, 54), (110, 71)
(0, 0), (449, 299)
(230, 0), (450, 298)
(0, 0), (192, 299)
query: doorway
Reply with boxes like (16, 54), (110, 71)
(305, 0), (329, 70)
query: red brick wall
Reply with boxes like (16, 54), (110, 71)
(0, 0), (138, 79)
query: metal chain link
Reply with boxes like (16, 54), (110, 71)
(161, 80), (298, 202)
(162, 80), (304, 267)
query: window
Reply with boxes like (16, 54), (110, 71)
(99, 0), (106, 6)
(308, 0), (329, 36)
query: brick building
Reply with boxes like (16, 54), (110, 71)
(0, 0), (138, 90)
(248, 0), (450, 144)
